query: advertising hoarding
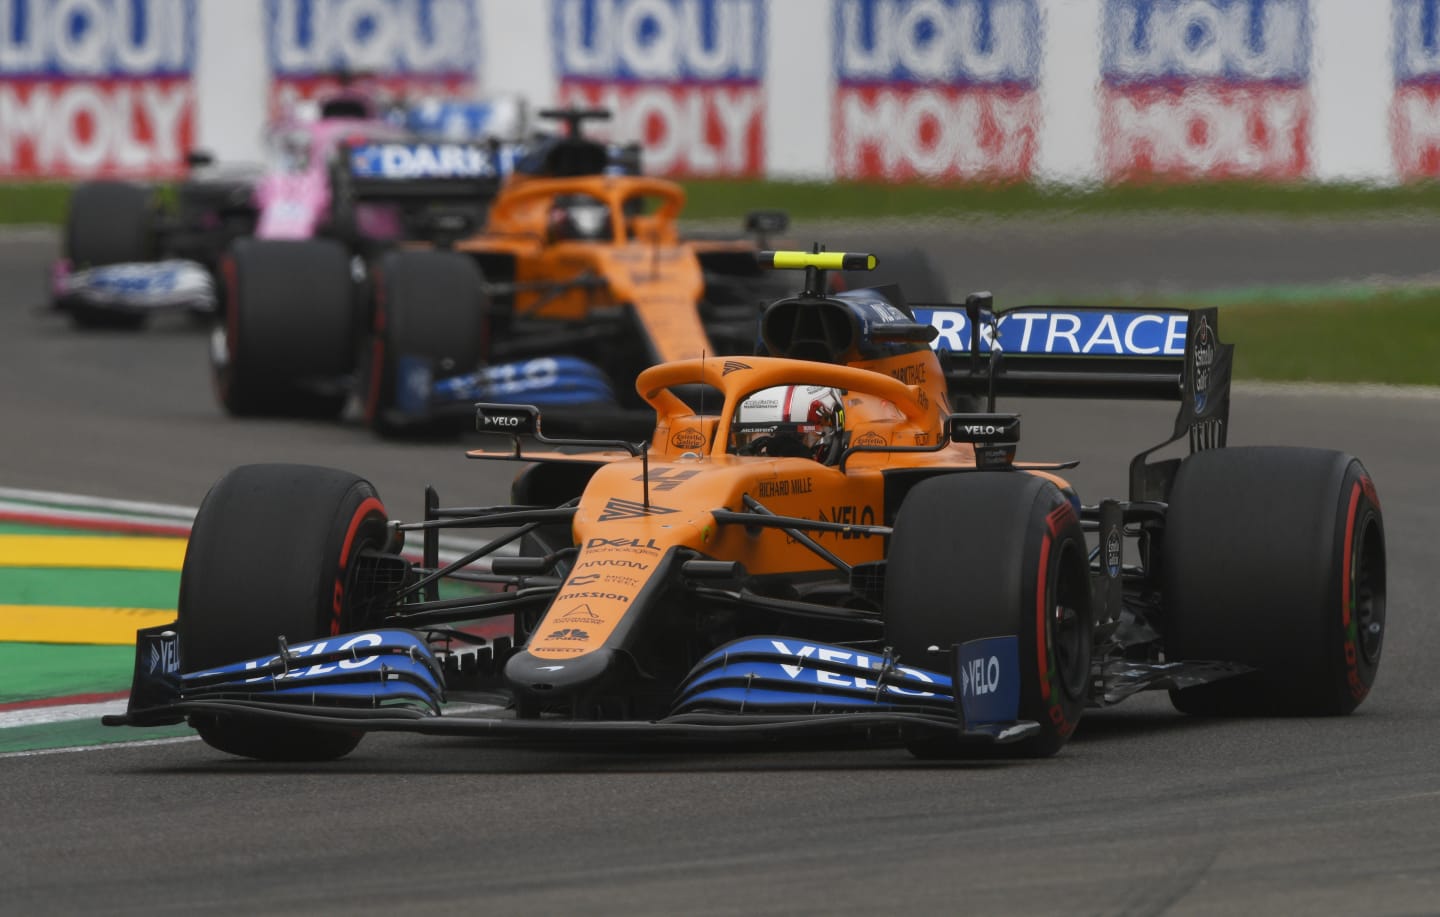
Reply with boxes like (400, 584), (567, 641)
(553, 0), (766, 177)
(0, 0), (196, 178)
(1100, 0), (1312, 180)
(832, 0), (1042, 181)
(266, 0), (479, 114)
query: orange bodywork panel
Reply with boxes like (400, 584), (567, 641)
(454, 174), (714, 362)
(468, 354), (1071, 662)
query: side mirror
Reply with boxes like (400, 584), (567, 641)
(476, 403), (540, 437)
(946, 412), (1020, 468)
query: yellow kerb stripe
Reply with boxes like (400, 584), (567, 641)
(0, 535), (186, 571)
(0, 605), (177, 645)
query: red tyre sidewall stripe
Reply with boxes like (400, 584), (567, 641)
(1035, 530), (1052, 703)
(331, 496), (386, 636)
(1341, 479), (1369, 703)
(1341, 482), (1359, 630)
(1039, 501), (1082, 737)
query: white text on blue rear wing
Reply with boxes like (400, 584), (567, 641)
(913, 307), (1190, 357)
(349, 142), (510, 180)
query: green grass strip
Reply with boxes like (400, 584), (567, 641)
(680, 178), (1440, 221)
(0, 567), (178, 609)
(11, 178), (1440, 225)
(1060, 281), (1440, 386)
(0, 643), (136, 703)
(1216, 291), (1440, 386)
(0, 182), (72, 225)
(0, 522), (133, 536)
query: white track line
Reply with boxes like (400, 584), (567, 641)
(0, 736), (199, 759)
(1235, 380), (1440, 400)
(0, 700), (128, 728)
(0, 487), (196, 519)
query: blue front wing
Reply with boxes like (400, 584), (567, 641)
(397, 355), (619, 418)
(107, 626), (1036, 746)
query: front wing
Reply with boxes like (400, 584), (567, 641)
(104, 626), (1040, 747)
(52, 259), (217, 314)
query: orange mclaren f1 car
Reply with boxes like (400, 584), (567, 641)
(109, 251), (1387, 761)
(212, 108), (796, 436)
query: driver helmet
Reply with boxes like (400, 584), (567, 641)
(547, 193), (612, 242)
(732, 385), (845, 464)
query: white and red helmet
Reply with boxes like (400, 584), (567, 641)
(547, 193), (612, 242)
(732, 385), (845, 463)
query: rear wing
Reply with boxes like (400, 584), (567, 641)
(911, 297), (1235, 502)
(337, 139), (513, 243)
(344, 140), (507, 202)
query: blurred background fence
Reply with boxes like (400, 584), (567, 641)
(0, 0), (1432, 186)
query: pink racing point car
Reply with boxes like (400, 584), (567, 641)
(51, 90), (520, 330)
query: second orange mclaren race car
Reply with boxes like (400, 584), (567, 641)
(108, 250), (1386, 762)
(213, 108), (797, 436)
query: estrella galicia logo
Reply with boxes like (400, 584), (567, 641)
(1191, 315), (1215, 414)
(598, 498), (679, 522)
(1104, 527), (1122, 578)
(546, 628), (591, 641)
(670, 428), (706, 450)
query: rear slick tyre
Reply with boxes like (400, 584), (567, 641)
(178, 464), (391, 761)
(214, 239), (355, 418)
(885, 473), (1092, 758)
(1163, 446), (1385, 716)
(364, 249), (486, 439)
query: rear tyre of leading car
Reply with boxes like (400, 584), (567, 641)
(885, 473), (1092, 758)
(214, 238), (356, 418)
(179, 463), (391, 761)
(363, 249), (487, 439)
(1163, 446), (1385, 716)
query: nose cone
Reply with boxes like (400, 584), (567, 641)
(505, 647), (622, 700)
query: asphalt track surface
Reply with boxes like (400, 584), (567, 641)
(2, 224), (1439, 915)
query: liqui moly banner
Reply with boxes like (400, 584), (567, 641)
(266, 0), (479, 115)
(1100, 0), (1312, 180)
(1392, 0), (1440, 178)
(833, 0), (1042, 182)
(553, 0), (766, 177)
(0, 0), (195, 179)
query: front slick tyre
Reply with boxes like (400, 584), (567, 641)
(885, 473), (1092, 759)
(1164, 447), (1386, 716)
(178, 464), (391, 761)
